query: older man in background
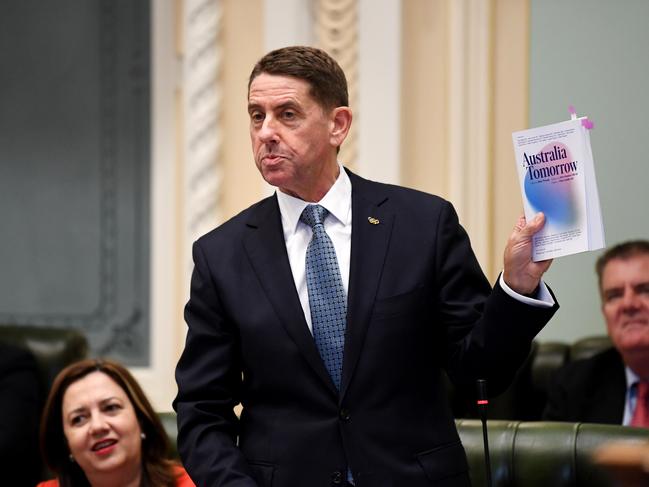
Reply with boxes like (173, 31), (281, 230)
(545, 240), (649, 426)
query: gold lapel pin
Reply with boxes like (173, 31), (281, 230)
(367, 217), (380, 225)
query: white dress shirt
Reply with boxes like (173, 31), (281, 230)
(624, 367), (642, 426)
(276, 165), (352, 333)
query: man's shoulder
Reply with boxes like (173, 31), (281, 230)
(545, 346), (625, 422)
(348, 169), (450, 209)
(557, 347), (623, 383)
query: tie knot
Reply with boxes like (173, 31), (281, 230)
(300, 204), (329, 229)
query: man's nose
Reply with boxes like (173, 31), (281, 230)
(622, 288), (640, 310)
(258, 116), (279, 143)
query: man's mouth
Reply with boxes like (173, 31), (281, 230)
(622, 319), (649, 329)
(262, 154), (283, 162)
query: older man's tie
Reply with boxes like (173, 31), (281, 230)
(300, 204), (347, 391)
(631, 381), (649, 427)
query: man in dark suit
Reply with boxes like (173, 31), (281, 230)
(544, 240), (649, 425)
(174, 46), (558, 487)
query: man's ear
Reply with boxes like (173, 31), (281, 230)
(329, 106), (353, 148)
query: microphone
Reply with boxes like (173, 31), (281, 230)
(476, 379), (493, 487)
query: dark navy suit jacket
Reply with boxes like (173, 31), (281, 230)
(174, 169), (558, 487)
(543, 347), (626, 424)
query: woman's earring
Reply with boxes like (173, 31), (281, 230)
(141, 432), (146, 440)
(69, 454), (75, 463)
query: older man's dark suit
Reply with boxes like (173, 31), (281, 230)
(543, 347), (626, 424)
(174, 170), (558, 487)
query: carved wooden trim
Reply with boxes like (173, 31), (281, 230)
(314, 0), (359, 168)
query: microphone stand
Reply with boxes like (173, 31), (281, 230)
(476, 379), (493, 487)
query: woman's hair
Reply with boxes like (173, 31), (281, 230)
(40, 358), (178, 487)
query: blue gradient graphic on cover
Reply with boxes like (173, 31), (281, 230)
(524, 141), (578, 228)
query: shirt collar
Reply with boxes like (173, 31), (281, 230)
(626, 366), (641, 391)
(276, 164), (352, 237)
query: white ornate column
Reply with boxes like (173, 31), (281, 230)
(357, 0), (401, 184)
(179, 0), (223, 294)
(144, 0), (186, 411)
(264, 0), (314, 49)
(447, 0), (494, 274)
(143, 0), (224, 411)
(315, 0), (359, 169)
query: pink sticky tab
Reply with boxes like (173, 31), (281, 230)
(581, 118), (594, 130)
(568, 105), (576, 115)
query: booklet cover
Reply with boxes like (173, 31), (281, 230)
(512, 115), (605, 261)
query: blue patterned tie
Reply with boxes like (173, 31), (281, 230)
(301, 204), (347, 391)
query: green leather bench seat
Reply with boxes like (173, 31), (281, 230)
(158, 412), (649, 487)
(457, 419), (649, 487)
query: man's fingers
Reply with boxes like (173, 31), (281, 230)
(518, 212), (545, 238)
(513, 214), (527, 232)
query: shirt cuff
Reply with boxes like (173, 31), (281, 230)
(499, 273), (555, 308)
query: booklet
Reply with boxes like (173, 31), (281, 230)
(511, 114), (605, 261)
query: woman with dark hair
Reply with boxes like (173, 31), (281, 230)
(37, 358), (194, 487)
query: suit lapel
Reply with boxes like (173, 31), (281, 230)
(599, 351), (627, 423)
(242, 195), (336, 393)
(341, 172), (394, 399)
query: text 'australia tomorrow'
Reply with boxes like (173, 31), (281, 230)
(523, 145), (578, 181)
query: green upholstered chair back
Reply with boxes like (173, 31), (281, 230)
(570, 335), (613, 362)
(457, 420), (649, 487)
(159, 411), (180, 459)
(450, 336), (613, 421)
(158, 412), (649, 486)
(0, 324), (89, 392)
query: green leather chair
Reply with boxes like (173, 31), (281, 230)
(570, 335), (613, 362)
(0, 324), (89, 392)
(451, 336), (614, 421)
(0, 324), (89, 483)
(159, 410), (180, 459)
(449, 341), (572, 420)
(457, 419), (649, 487)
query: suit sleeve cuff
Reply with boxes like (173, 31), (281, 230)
(498, 272), (555, 308)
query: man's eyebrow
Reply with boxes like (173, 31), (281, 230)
(602, 285), (622, 295)
(248, 96), (300, 107)
(275, 101), (301, 112)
